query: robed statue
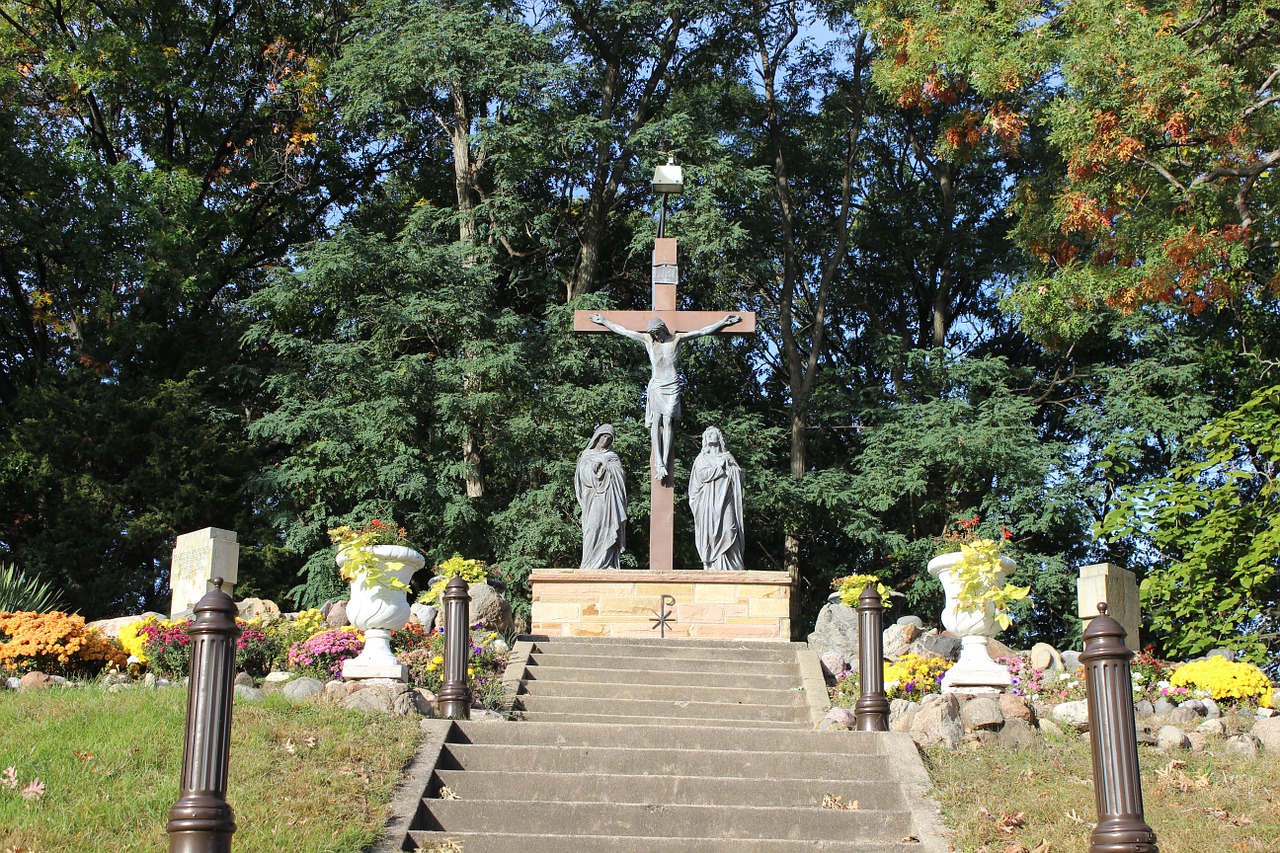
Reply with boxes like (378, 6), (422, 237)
(575, 424), (627, 569)
(688, 426), (745, 571)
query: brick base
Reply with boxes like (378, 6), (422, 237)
(530, 569), (792, 640)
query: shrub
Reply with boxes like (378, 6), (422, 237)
(287, 629), (364, 680)
(0, 564), (64, 614)
(417, 555), (488, 606)
(117, 616), (158, 664)
(884, 653), (950, 701)
(0, 611), (125, 676)
(236, 623), (273, 678)
(261, 608), (327, 671)
(139, 620), (194, 679)
(394, 622), (509, 710)
(1170, 657), (1274, 707)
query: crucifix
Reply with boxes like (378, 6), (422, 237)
(574, 162), (756, 571)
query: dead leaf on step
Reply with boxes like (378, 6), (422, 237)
(820, 794), (859, 810)
(900, 835), (921, 843)
(1204, 807), (1254, 826)
(436, 786), (459, 800)
(1157, 759), (1209, 793)
(282, 738), (296, 755)
(1031, 841), (1052, 853)
(1002, 844), (1030, 853)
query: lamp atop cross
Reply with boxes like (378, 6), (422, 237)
(573, 160), (756, 572)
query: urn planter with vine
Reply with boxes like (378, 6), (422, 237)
(928, 518), (1029, 692)
(331, 521), (424, 681)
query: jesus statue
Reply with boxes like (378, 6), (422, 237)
(588, 311), (741, 481)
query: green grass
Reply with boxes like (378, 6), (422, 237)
(925, 731), (1280, 852)
(0, 685), (422, 853)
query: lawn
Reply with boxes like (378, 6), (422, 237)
(0, 685), (421, 853)
(925, 730), (1280, 852)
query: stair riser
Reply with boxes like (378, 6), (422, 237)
(432, 769), (908, 809)
(418, 800), (912, 840)
(440, 744), (891, 780)
(408, 830), (924, 853)
(514, 695), (810, 722)
(529, 654), (797, 675)
(522, 666), (799, 688)
(513, 711), (810, 728)
(517, 679), (809, 706)
(451, 721), (882, 753)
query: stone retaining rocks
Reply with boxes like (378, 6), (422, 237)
(283, 677), (325, 704)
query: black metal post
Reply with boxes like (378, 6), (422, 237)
(854, 584), (890, 732)
(1082, 602), (1158, 853)
(167, 578), (241, 853)
(438, 577), (472, 720)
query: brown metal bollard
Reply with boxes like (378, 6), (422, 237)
(1082, 602), (1159, 853)
(167, 578), (242, 853)
(854, 584), (890, 732)
(437, 577), (472, 720)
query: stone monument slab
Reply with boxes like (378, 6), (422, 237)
(1077, 562), (1140, 652)
(169, 527), (239, 617)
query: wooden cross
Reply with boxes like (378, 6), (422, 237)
(574, 236), (756, 572)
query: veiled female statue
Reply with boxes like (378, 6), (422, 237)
(575, 424), (627, 569)
(688, 426), (745, 571)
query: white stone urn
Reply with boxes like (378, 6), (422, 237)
(338, 544), (425, 680)
(929, 551), (1017, 692)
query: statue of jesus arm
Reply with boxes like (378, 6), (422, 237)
(588, 312), (649, 344)
(674, 313), (741, 342)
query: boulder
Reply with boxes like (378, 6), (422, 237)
(282, 677), (325, 704)
(1029, 643), (1063, 674)
(912, 630), (961, 661)
(234, 672), (255, 688)
(1038, 719), (1065, 738)
(986, 637), (1018, 661)
(87, 612), (166, 639)
(1225, 733), (1260, 757)
(233, 685), (265, 703)
(1165, 706), (1199, 725)
(896, 615), (925, 630)
(1196, 718), (1227, 736)
(1061, 650), (1082, 671)
(807, 603), (860, 666)
(817, 707), (855, 731)
(1206, 648), (1236, 662)
(262, 671), (295, 693)
(1157, 725), (1191, 751)
(324, 600), (349, 630)
(339, 684), (432, 717)
(882, 624), (913, 660)
(1134, 700), (1155, 717)
(1185, 732), (1207, 752)
(1179, 698), (1207, 715)
(960, 696), (1004, 732)
(891, 700), (920, 733)
(410, 604), (438, 631)
(1051, 700), (1090, 732)
(236, 598), (281, 621)
(910, 694), (963, 749)
(1000, 694), (1036, 725)
(998, 718), (1038, 751)
(1250, 717), (1280, 752)
(459, 584), (514, 633)
(5, 676), (20, 690)
(1153, 698), (1175, 715)
(819, 651), (847, 679)
(963, 730), (1000, 749)
(19, 671), (56, 691)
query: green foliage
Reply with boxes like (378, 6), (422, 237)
(0, 563), (63, 614)
(1100, 385), (1280, 667)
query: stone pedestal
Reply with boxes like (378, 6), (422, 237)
(1077, 563), (1140, 652)
(169, 528), (239, 618)
(530, 569), (791, 640)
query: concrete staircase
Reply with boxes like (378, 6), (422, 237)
(381, 636), (948, 852)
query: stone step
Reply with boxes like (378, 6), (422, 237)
(512, 694), (811, 723)
(512, 710), (811, 728)
(438, 743), (890, 780)
(526, 635), (804, 657)
(515, 677), (809, 706)
(415, 799), (913, 841)
(407, 830), (926, 852)
(527, 653), (798, 676)
(432, 769), (907, 809)
(450, 720), (879, 753)
(520, 664), (799, 688)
